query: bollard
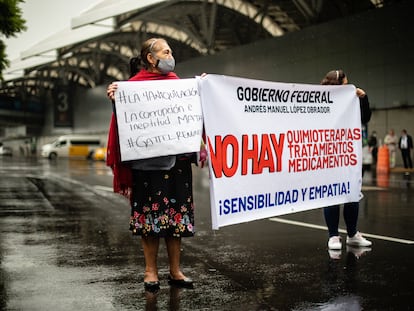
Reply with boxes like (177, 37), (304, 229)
(377, 171), (390, 187)
(376, 145), (390, 187)
(376, 145), (390, 174)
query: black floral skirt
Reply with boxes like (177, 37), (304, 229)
(129, 158), (195, 238)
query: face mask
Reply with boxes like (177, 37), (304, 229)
(155, 57), (175, 74)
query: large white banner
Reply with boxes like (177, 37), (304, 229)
(114, 79), (203, 162)
(198, 75), (362, 229)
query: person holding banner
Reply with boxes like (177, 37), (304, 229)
(106, 37), (206, 292)
(321, 70), (372, 253)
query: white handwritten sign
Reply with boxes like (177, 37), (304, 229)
(114, 79), (203, 162)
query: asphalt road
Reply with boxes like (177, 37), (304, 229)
(0, 157), (413, 310)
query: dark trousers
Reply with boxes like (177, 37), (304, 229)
(401, 149), (413, 168)
(323, 202), (359, 238)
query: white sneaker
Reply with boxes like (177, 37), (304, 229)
(328, 249), (341, 260)
(346, 246), (372, 259)
(328, 236), (342, 250)
(346, 231), (372, 247)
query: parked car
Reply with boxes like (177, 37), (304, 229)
(0, 146), (13, 156)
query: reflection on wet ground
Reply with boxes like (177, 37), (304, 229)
(0, 157), (413, 310)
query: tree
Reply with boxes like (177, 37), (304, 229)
(0, 0), (26, 80)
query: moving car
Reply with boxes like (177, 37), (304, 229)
(91, 147), (107, 161)
(41, 135), (102, 160)
(0, 145), (12, 156)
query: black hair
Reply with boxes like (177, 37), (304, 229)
(129, 57), (140, 78)
(321, 69), (346, 85)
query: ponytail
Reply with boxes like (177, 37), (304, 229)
(129, 57), (140, 78)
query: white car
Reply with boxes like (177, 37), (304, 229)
(0, 146), (13, 156)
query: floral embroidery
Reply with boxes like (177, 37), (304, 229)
(139, 214), (145, 224)
(174, 213), (182, 224)
(152, 203), (159, 211)
(129, 160), (194, 237)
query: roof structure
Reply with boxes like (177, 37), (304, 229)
(71, 0), (168, 29)
(0, 0), (399, 128)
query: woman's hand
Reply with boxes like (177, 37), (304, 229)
(356, 87), (366, 98)
(199, 144), (207, 168)
(199, 148), (207, 168)
(107, 82), (118, 101)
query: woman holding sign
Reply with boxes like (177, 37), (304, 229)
(106, 38), (206, 292)
(321, 70), (372, 256)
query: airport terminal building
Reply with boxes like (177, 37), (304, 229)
(0, 0), (413, 165)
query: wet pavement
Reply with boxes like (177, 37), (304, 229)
(0, 157), (413, 311)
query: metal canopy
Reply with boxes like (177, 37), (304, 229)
(71, 0), (168, 29)
(1, 0), (397, 101)
(4, 55), (57, 75)
(20, 23), (114, 59)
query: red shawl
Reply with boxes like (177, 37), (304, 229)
(106, 69), (179, 198)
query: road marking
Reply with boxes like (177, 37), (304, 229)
(269, 217), (414, 244)
(361, 185), (387, 191)
(93, 185), (113, 192)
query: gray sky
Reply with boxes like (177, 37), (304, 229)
(5, 0), (100, 61)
